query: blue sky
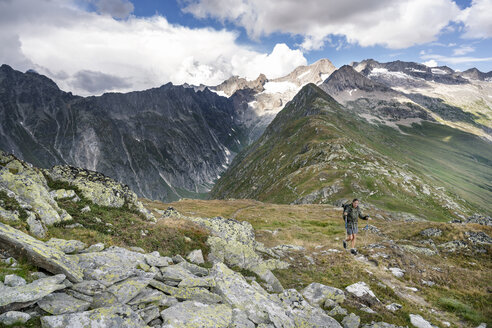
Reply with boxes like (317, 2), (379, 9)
(128, 0), (492, 71)
(1, 0), (491, 95)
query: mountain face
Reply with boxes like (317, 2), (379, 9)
(351, 59), (492, 141)
(211, 83), (492, 219)
(210, 59), (337, 143)
(0, 64), (246, 201)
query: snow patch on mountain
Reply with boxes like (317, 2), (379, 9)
(262, 81), (299, 94)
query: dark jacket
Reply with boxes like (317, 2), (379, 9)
(343, 204), (368, 224)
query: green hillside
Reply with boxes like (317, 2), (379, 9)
(211, 84), (492, 220)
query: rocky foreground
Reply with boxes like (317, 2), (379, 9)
(1, 150), (490, 327)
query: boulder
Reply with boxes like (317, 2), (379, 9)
(385, 303), (402, 311)
(149, 280), (222, 304)
(145, 252), (173, 267)
(0, 223), (83, 282)
(400, 245), (437, 256)
(74, 246), (148, 286)
(211, 262), (294, 326)
(4, 274), (26, 287)
(420, 228), (442, 237)
(26, 211), (47, 238)
(40, 304), (146, 328)
(187, 249), (205, 264)
(0, 311), (31, 325)
(37, 292), (91, 315)
(46, 238), (87, 254)
(465, 231), (492, 245)
(0, 157), (71, 225)
(160, 301), (233, 327)
(342, 313), (361, 328)
(50, 189), (77, 200)
(279, 289), (342, 328)
(438, 240), (468, 253)
(345, 282), (379, 305)
(409, 314), (433, 328)
(389, 268), (405, 278)
(47, 165), (155, 221)
(301, 282), (345, 306)
(0, 274), (66, 313)
(91, 273), (154, 307)
(71, 280), (106, 296)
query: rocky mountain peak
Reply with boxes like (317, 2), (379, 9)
(321, 65), (390, 94)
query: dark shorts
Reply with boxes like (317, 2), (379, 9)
(346, 221), (358, 235)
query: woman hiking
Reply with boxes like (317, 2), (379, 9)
(342, 198), (371, 254)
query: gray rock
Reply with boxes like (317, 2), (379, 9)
(342, 313), (361, 328)
(385, 303), (402, 311)
(231, 308), (256, 328)
(464, 214), (492, 226)
(172, 254), (186, 263)
(328, 305), (348, 316)
(145, 253), (173, 267)
(0, 311), (31, 325)
(324, 298), (337, 309)
(177, 261), (209, 277)
(80, 242), (105, 253)
(74, 246), (148, 286)
(465, 231), (492, 245)
(0, 223), (84, 282)
(137, 305), (160, 324)
(26, 211), (47, 238)
(128, 288), (167, 306)
(409, 314), (433, 328)
(389, 267), (405, 278)
(65, 223), (84, 229)
(0, 274), (66, 312)
(64, 289), (94, 303)
(92, 273), (154, 307)
(149, 279), (222, 304)
(400, 245), (437, 256)
(50, 189), (77, 200)
(81, 205), (91, 213)
(301, 282), (345, 307)
(4, 274), (26, 287)
(279, 289), (342, 327)
(161, 264), (197, 282)
(71, 280), (106, 296)
(362, 322), (405, 328)
(211, 262), (295, 326)
(438, 240), (468, 252)
(345, 282), (379, 305)
(46, 238), (87, 254)
(37, 292), (91, 314)
(129, 246), (146, 253)
(187, 249), (205, 264)
(160, 301), (233, 327)
(40, 304), (146, 328)
(420, 228), (442, 237)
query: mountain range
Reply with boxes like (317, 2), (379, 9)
(0, 59), (491, 217)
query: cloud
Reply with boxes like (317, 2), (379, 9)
(422, 59), (438, 67)
(421, 54), (492, 65)
(459, 0), (492, 39)
(0, 0), (306, 95)
(182, 0), (461, 50)
(70, 70), (133, 93)
(453, 45), (475, 56)
(90, 0), (134, 19)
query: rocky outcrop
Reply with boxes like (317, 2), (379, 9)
(0, 222), (84, 282)
(46, 164), (155, 221)
(163, 208), (288, 292)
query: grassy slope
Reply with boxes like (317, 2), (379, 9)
(157, 198), (492, 327)
(211, 84), (492, 219)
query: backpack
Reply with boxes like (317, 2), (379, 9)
(342, 203), (351, 220)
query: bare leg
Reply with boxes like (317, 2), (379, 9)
(351, 234), (357, 249)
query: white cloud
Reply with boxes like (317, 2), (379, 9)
(421, 54), (492, 65)
(182, 0), (461, 50)
(0, 0), (306, 95)
(459, 0), (492, 39)
(422, 59), (438, 67)
(89, 0), (134, 19)
(453, 45), (475, 56)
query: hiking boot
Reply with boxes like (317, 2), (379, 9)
(350, 248), (358, 255)
(343, 240), (347, 249)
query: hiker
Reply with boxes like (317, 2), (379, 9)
(342, 198), (371, 254)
